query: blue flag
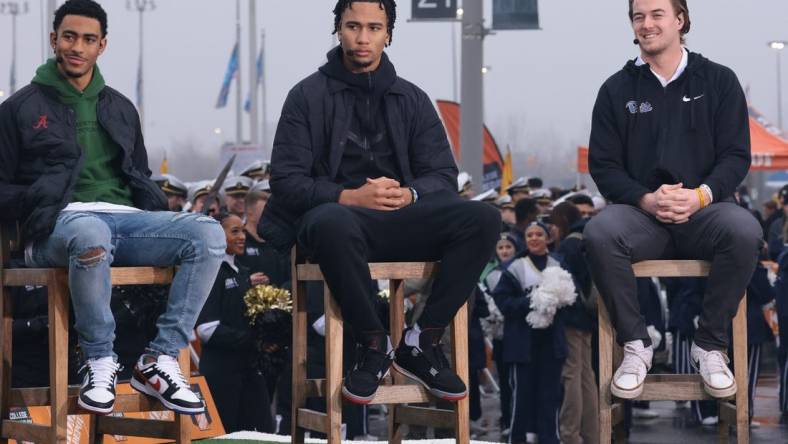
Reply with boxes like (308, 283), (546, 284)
(244, 45), (264, 113)
(215, 43), (239, 109)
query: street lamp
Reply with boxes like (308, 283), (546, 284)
(1, 1), (30, 95)
(126, 0), (156, 134)
(768, 40), (787, 132)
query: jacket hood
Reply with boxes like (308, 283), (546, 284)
(32, 58), (105, 101)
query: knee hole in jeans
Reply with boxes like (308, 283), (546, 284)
(75, 247), (107, 268)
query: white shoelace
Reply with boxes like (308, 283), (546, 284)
(618, 342), (649, 375)
(701, 350), (730, 375)
(83, 358), (119, 390)
(155, 356), (189, 389)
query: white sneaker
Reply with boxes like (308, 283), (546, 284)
(701, 416), (719, 426)
(78, 356), (121, 414)
(632, 407), (660, 419)
(131, 354), (205, 414)
(611, 340), (653, 399)
(690, 343), (737, 398)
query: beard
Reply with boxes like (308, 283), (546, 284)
(348, 56), (374, 70)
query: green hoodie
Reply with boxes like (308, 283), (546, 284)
(32, 58), (133, 206)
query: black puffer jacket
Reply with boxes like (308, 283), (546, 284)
(259, 48), (458, 251)
(0, 83), (167, 243)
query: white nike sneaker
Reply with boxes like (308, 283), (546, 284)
(611, 340), (653, 399)
(690, 342), (737, 398)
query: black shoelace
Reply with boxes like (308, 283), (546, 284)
(356, 346), (389, 375)
(422, 343), (451, 371)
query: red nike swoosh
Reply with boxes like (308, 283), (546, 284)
(151, 379), (161, 391)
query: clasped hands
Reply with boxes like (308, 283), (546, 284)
(339, 177), (413, 211)
(639, 183), (709, 224)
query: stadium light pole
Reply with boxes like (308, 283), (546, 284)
(769, 41), (786, 132)
(1, 1), (30, 95)
(127, 0), (156, 135)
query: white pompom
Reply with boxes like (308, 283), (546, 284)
(524, 265), (578, 329)
(526, 310), (553, 329)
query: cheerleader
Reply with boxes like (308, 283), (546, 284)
(493, 222), (576, 444)
(481, 232), (518, 437)
(196, 213), (273, 433)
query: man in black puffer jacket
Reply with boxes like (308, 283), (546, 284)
(259, 0), (500, 406)
(0, 0), (225, 416)
(584, 0), (761, 403)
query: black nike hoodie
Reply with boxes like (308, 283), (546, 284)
(589, 51), (750, 206)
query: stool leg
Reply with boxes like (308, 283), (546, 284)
(732, 294), (749, 444)
(388, 279), (406, 444)
(324, 284), (343, 443)
(598, 298), (614, 444)
(291, 278), (308, 444)
(451, 302), (470, 444)
(717, 401), (729, 444)
(48, 270), (69, 443)
(174, 348), (192, 444)
(0, 282), (12, 444)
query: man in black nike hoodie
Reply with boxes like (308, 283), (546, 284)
(584, 0), (762, 402)
(259, 0), (500, 420)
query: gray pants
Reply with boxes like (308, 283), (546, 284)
(584, 203), (761, 352)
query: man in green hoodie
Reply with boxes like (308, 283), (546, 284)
(0, 0), (226, 415)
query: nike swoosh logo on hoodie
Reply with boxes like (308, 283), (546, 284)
(683, 94), (704, 102)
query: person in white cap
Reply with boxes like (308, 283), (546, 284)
(222, 176), (253, 218)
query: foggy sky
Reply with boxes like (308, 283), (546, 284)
(0, 0), (786, 183)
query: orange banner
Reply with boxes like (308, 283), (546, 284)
(435, 100), (505, 191)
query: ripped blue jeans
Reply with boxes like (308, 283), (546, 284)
(25, 211), (226, 359)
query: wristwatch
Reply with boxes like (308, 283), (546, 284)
(409, 187), (419, 204)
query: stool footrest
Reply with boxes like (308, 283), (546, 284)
(1, 420), (50, 443)
(304, 379), (434, 405)
(369, 384), (433, 404)
(625, 374), (733, 401)
(296, 408), (328, 434)
(9, 386), (169, 412)
(95, 416), (177, 439)
(393, 406), (455, 428)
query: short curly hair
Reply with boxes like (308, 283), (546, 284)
(332, 0), (397, 45)
(54, 0), (108, 37)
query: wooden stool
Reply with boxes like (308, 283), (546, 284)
(290, 250), (470, 443)
(0, 223), (193, 443)
(598, 260), (749, 444)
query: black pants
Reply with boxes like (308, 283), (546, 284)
(508, 353), (564, 443)
(297, 191), (500, 336)
(204, 366), (273, 433)
(584, 203), (761, 351)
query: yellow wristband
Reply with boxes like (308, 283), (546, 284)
(696, 188), (705, 208)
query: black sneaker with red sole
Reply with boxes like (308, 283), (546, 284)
(393, 327), (467, 401)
